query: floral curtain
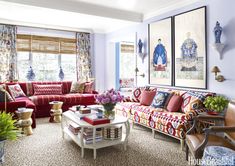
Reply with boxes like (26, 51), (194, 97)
(76, 32), (92, 82)
(0, 24), (17, 82)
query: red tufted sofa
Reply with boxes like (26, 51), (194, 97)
(115, 87), (215, 149)
(0, 81), (97, 128)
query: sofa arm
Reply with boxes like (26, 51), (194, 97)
(0, 101), (27, 113)
(92, 90), (99, 94)
(185, 108), (208, 121)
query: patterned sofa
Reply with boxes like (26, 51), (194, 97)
(0, 81), (97, 128)
(115, 87), (214, 149)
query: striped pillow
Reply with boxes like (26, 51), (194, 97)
(33, 84), (63, 95)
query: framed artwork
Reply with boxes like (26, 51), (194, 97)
(174, 7), (207, 89)
(149, 17), (172, 86)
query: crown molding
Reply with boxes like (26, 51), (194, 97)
(0, 18), (94, 33)
(143, 0), (203, 20)
(1, 0), (142, 22)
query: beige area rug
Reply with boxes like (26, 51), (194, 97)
(4, 118), (189, 166)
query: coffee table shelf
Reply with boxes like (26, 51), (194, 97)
(61, 111), (130, 159)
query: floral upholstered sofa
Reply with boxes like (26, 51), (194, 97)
(115, 87), (214, 149)
(0, 81), (97, 128)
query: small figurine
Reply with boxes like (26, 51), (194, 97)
(138, 39), (143, 53)
(59, 66), (64, 81)
(26, 66), (35, 81)
(214, 21), (222, 43)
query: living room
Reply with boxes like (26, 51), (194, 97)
(0, 0), (235, 165)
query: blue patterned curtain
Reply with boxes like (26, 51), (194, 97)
(76, 32), (91, 82)
(0, 25), (17, 82)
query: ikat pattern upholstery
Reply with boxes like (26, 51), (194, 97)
(132, 87), (143, 102)
(181, 91), (208, 113)
(8, 84), (26, 99)
(33, 84), (63, 95)
(116, 87), (215, 140)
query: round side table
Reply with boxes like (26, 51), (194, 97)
(15, 108), (33, 136)
(49, 101), (63, 123)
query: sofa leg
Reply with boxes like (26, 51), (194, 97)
(186, 143), (189, 161)
(180, 139), (185, 151)
(152, 129), (155, 138)
(132, 121), (135, 129)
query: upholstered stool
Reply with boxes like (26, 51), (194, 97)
(202, 146), (235, 166)
(49, 101), (63, 123)
(16, 108), (33, 136)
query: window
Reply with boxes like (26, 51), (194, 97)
(17, 34), (77, 81)
(118, 43), (135, 89)
(17, 52), (77, 81)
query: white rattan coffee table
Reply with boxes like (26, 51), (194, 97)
(61, 110), (130, 159)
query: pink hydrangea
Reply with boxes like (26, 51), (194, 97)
(95, 89), (124, 105)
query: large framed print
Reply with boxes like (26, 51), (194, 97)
(149, 17), (172, 86)
(174, 7), (207, 89)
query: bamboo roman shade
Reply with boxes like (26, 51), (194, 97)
(121, 44), (134, 53)
(16, 34), (76, 54)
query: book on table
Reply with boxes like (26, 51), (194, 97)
(68, 122), (81, 135)
(83, 127), (103, 144)
(83, 115), (110, 125)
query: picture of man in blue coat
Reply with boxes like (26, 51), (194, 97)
(153, 38), (167, 71)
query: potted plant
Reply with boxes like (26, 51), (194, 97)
(0, 111), (19, 163)
(203, 96), (229, 115)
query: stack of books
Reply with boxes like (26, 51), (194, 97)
(68, 122), (81, 135)
(83, 128), (103, 144)
(103, 125), (122, 140)
(83, 114), (110, 125)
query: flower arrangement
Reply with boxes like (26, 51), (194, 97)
(95, 89), (124, 119)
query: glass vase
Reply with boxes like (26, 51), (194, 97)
(103, 103), (116, 120)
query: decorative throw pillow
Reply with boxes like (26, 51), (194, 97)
(140, 89), (156, 106)
(131, 87), (144, 102)
(8, 84), (26, 99)
(70, 82), (85, 93)
(34, 84), (63, 95)
(151, 91), (170, 108)
(84, 82), (94, 93)
(166, 95), (183, 112)
(0, 89), (14, 102)
(181, 91), (206, 113)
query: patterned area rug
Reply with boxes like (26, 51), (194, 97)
(4, 118), (189, 166)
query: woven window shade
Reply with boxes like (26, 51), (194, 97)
(16, 34), (31, 51)
(121, 44), (134, 53)
(60, 38), (76, 54)
(16, 34), (76, 54)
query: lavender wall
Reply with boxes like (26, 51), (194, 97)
(101, 0), (235, 99)
(92, 33), (106, 92)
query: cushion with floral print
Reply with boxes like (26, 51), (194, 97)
(70, 81), (85, 93)
(8, 84), (26, 99)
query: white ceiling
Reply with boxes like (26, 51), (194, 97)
(0, 0), (201, 33)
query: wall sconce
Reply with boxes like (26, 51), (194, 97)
(211, 66), (225, 82)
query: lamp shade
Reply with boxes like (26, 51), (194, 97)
(211, 66), (220, 73)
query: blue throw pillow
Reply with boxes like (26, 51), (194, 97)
(151, 91), (170, 108)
